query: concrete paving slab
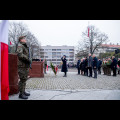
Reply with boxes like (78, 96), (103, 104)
(9, 89), (120, 100)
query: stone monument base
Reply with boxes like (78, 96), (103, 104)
(29, 61), (44, 78)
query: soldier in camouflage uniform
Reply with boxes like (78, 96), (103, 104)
(44, 58), (47, 74)
(16, 36), (32, 99)
(102, 59), (106, 75)
(106, 58), (112, 76)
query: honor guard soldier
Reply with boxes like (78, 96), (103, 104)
(16, 36), (32, 99)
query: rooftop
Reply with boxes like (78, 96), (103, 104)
(101, 44), (120, 48)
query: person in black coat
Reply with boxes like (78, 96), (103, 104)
(97, 59), (102, 74)
(92, 54), (98, 79)
(80, 58), (84, 75)
(61, 55), (68, 77)
(76, 59), (81, 75)
(84, 57), (88, 76)
(111, 56), (117, 76)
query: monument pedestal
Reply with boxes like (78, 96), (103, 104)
(29, 61), (44, 78)
(9, 54), (19, 95)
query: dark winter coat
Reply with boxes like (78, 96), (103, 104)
(61, 57), (68, 72)
(80, 61), (84, 71)
(118, 60), (120, 67)
(111, 58), (117, 69)
(97, 60), (102, 68)
(76, 60), (81, 68)
(84, 59), (88, 68)
(92, 57), (98, 69)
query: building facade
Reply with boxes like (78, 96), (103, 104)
(94, 44), (120, 57)
(40, 45), (75, 66)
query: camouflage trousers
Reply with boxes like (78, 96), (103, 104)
(18, 67), (29, 94)
(106, 66), (111, 76)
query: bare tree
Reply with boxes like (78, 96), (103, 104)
(9, 22), (28, 46)
(77, 25), (109, 57)
(82, 25), (109, 55)
(9, 22), (41, 54)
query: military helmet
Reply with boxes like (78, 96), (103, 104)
(19, 35), (27, 42)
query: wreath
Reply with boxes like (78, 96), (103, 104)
(50, 62), (58, 75)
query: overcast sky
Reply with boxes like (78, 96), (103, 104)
(10, 20), (120, 47)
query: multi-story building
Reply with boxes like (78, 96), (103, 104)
(94, 44), (120, 57)
(40, 45), (75, 66)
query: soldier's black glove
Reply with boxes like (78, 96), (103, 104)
(28, 58), (32, 64)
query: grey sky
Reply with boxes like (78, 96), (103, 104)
(11, 20), (120, 47)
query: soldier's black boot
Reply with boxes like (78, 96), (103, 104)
(24, 91), (30, 96)
(19, 93), (28, 99)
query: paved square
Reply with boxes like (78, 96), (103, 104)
(26, 70), (120, 90)
(9, 69), (120, 100)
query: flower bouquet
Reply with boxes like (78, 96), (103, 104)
(50, 62), (58, 75)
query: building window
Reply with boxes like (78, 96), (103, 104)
(52, 52), (56, 55)
(45, 49), (48, 51)
(57, 59), (61, 61)
(69, 49), (74, 51)
(40, 49), (44, 51)
(45, 56), (48, 58)
(52, 56), (56, 59)
(52, 49), (56, 51)
(57, 52), (61, 55)
(52, 59), (56, 61)
(57, 49), (61, 51)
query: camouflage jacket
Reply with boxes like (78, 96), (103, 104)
(16, 42), (30, 68)
(106, 60), (112, 66)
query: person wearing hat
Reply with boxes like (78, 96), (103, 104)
(61, 55), (68, 77)
(16, 36), (32, 99)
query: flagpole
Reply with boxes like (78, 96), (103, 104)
(88, 21), (90, 55)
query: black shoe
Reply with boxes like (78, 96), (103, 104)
(19, 94), (28, 99)
(24, 92), (30, 96)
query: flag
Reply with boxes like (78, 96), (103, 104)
(47, 65), (48, 71)
(0, 20), (9, 100)
(88, 27), (90, 37)
(10, 41), (12, 45)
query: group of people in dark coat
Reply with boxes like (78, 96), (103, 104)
(61, 54), (119, 78)
(76, 54), (120, 78)
(77, 54), (98, 78)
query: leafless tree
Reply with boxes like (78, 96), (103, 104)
(9, 22), (28, 46)
(9, 22), (41, 54)
(77, 25), (109, 56)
